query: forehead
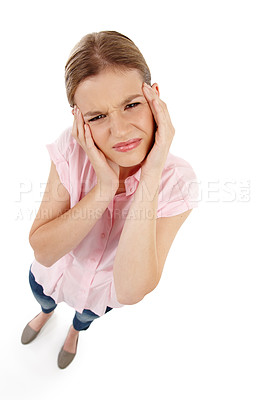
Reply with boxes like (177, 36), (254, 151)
(74, 69), (143, 111)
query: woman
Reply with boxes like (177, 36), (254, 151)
(21, 31), (198, 369)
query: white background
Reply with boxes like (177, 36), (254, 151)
(0, 0), (265, 399)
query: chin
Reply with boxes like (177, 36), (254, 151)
(115, 157), (143, 168)
(114, 148), (149, 167)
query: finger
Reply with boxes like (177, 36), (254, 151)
(143, 84), (167, 113)
(75, 108), (111, 170)
(142, 83), (167, 125)
(144, 85), (174, 131)
(84, 124), (110, 170)
(154, 98), (175, 132)
(76, 108), (86, 142)
(142, 83), (155, 109)
(84, 123), (96, 150)
(154, 98), (175, 139)
(152, 98), (163, 121)
(84, 123), (104, 159)
(142, 84), (162, 127)
(71, 114), (78, 139)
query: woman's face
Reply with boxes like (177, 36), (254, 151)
(74, 68), (159, 179)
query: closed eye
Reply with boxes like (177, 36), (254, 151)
(88, 102), (140, 122)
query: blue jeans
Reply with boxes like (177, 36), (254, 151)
(28, 264), (113, 331)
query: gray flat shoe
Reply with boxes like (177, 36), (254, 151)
(21, 313), (42, 344)
(21, 311), (54, 344)
(57, 336), (79, 369)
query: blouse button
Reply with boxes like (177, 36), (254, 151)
(101, 233), (105, 239)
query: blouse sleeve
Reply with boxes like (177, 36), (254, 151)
(156, 158), (199, 218)
(45, 127), (73, 194)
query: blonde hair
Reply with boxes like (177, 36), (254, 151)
(65, 30), (151, 108)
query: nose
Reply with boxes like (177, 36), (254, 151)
(108, 109), (131, 138)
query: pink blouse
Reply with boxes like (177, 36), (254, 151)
(30, 126), (199, 316)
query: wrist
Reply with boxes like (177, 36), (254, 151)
(140, 169), (163, 184)
(95, 181), (118, 201)
(134, 174), (161, 203)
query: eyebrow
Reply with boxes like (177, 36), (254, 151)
(83, 94), (144, 118)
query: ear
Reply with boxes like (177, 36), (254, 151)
(151, 83), (160, 97)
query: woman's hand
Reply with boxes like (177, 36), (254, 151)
(71, 106), (120, 192)
(140, 82), (175, 178)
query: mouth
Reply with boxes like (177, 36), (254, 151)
(113, 138), (142, 148)
(113, 138), (142, 152)
(113, 139), (142, 151)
